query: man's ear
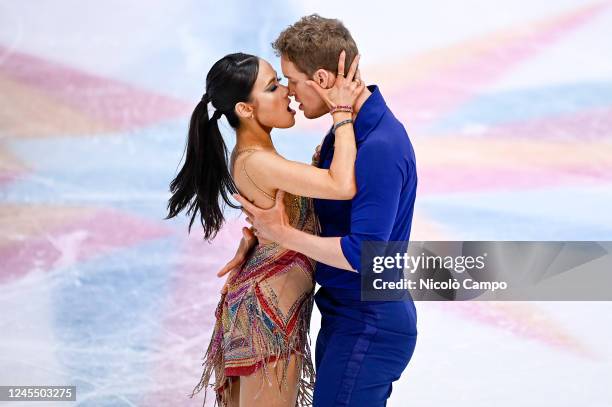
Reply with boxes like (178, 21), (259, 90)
(313, 69), (333, 89)
(235, 101), (254, 119)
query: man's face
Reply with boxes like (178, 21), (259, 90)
(280, 55), (328, 119)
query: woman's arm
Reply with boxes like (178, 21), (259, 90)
(244, 112), (356, 200)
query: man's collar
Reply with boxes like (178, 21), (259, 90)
(353, 85), (386, 143)
(324, 85), (386, 144)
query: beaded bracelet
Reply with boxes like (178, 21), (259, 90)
(330, 105), (353, 115)
(332, 118), (353, 133)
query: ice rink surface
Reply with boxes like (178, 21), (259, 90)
(1, 1), (612, 405)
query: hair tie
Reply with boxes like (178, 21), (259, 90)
(202, 93), (221, 121)
(211, 110), (223, 121)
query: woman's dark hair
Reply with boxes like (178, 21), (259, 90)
(165, 52), (259, 240)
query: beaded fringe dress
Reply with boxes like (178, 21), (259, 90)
(191, 153), (320, 406)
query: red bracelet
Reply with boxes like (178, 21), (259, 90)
(330, 105), (353, 115)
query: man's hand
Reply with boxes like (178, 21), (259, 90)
(312, 144), (322, 164)
(234, 190), (291, 244)
(218, 226), (256, 294)
(236, 190), (355, 272)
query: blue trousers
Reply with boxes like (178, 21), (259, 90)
(313, 287), (417, 406)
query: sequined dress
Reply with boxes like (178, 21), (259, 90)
(191, 150), (319, 406)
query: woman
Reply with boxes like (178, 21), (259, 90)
(165, 51), (363, 407)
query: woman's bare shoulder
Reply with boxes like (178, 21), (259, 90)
(232, 150), (280, 207)
(239, 150), (286, 180)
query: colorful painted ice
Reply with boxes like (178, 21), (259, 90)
(1, 1), (611, 405)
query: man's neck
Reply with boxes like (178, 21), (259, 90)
(352, 86), (372, 120)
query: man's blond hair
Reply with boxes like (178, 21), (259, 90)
(272, 14), (359, 77)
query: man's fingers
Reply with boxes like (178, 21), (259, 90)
(346, 54), (360, 83)
(274, 189), (285, 205)
(233, 193), (258, 214)
(355, 69), (361, 82)
(337, 50), (346, 78)
(313, 145), (321, 160)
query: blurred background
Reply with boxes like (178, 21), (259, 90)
(1, 0), (611, 405)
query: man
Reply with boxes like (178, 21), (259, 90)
(219, 14), (418, 406)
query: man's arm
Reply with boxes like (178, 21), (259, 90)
(281, 227), (354, 271)
(236, 137), (406, 273)
(236, 190), (354, 271)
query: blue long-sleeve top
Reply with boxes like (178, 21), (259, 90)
(313, 85), (418, 290)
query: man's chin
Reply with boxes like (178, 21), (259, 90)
(303, 109), (327, 120)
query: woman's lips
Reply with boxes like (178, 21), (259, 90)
(287, 102), (296, 115)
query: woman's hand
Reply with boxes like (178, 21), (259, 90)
(306, 50), (364, 110)
(217, 226), (256, 294)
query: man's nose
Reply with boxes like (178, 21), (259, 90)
(287, 82), (295, 97)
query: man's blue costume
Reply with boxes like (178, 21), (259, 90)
(313, 85), (418, 406)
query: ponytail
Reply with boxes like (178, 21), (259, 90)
(165, 94), (239, 240)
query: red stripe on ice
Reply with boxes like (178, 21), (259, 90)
(0, 46), (192, 130)
(0, 208), (171, 283)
